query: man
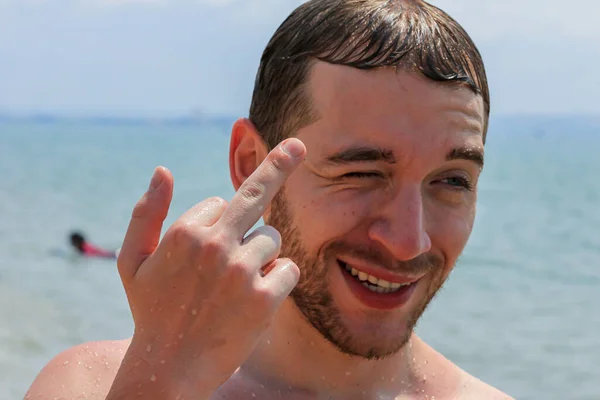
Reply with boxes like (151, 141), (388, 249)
(26, 0), (513, 398)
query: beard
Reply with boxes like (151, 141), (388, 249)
(266, 190), (450, 360)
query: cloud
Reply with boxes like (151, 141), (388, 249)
(0, 0), (597, 116)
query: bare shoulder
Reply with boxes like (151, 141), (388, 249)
(457, 370), (514, 400)
(25, 338), (131, 400)
(411, 337), (513, 400)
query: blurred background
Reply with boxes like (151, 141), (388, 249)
(0, 1), (598, 399)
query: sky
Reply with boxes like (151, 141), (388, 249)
(0, 0), (598, 118)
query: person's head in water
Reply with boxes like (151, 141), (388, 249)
(69, 232), (86, 253)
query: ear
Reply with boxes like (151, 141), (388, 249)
(229, 118), (269, 192)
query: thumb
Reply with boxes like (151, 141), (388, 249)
(117, 166), (174, 282)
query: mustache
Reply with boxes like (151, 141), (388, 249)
(325, 241), (443, 275)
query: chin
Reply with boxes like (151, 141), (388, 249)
(289, 244), (445, 360)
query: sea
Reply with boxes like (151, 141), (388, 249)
(0, 115), (598, 400)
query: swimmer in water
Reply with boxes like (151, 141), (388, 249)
(69, 231), (117, 259)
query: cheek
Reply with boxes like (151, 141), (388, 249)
(291, 189), (377, 246)
(428, 204), (475, 265)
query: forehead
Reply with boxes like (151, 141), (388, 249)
(302, 62), (485, 159)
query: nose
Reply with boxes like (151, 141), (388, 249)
(367, 185), (432, 261)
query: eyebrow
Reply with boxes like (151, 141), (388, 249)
(447, 147), (484, 168)
(324, 147), (396, 165)
(323, 145), (484, 168)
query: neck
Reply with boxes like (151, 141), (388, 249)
(242, 298), (430, 397)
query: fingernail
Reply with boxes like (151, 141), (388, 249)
(148, 168), (163, 191)
(281, 139), (304, 158)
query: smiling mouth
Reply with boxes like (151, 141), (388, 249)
(337, 260), (414, 294)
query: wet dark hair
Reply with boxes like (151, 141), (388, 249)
(69, 232), (85, 248)
(249, 0), (490, 148)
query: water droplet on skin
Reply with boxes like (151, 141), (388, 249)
(63, 361), (69, 366)
(390, 377), (395, 382)
(87, 365), (92, 370)
(160, 360), (166, 364)
(380, 376), (385, 381)
(178, 334), (184, 340)
(266, 340), (271, 345)
(146, 345), (152, 353)
(166, 252), (172, 259)
(191, 309), (198, 316)
(345, 371), (351, 376)
(310, 341), (315, 347)
(150, 374), (157, 382)
(252, 393), (256, 398)
(180, 304), (186, 310)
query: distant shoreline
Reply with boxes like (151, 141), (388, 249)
(0, 113), (237, 127)
(0, 113), (598, 133)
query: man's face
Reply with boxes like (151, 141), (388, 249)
(266, 62), (485, 360)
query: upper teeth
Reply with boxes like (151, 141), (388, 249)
(344, 264), (410, 290)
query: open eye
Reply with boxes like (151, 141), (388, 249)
(438, 176), (474, 191)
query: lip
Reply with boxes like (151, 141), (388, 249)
(337, 256), (424, 284)
(338, 260), (420, 310)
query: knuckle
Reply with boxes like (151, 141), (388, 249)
(268, 153), (288, 173)
(202, 230), (230, 258)
(239, 182), (265, 202)
(169, 221), (198, 247)
(205, 196), (228, 208)
(223, 257), (253, 286)
(225, 256), (251, 276)
(131, 195), (151, 219)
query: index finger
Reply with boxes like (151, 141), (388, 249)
(217, 138), (306, 239)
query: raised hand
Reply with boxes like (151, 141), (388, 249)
(108, 138), (306, 399)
